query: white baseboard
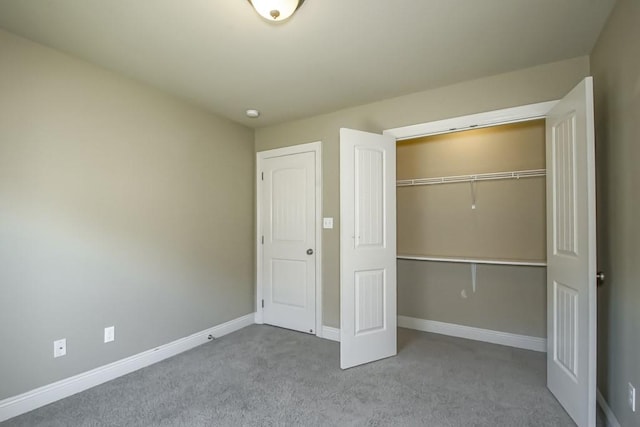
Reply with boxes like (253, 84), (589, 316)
(597, 389), (622, 427)
(398, 316), (547, 352)
(321, 326), (340, 342)
(0, 313), (255, 423)
(253, 311), (263, 324)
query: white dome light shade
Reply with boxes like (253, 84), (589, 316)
(249, 0), (302, 22)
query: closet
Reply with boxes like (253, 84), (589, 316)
(396, 120), (547, 341)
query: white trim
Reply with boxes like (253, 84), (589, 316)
(256, 141), (323, 336)
(398, 316), (547, 352)
(596, 389), (622, 427)
(383, 100), (558, 140)
(318, 319), (545, 352)
(254, 143), (264, 325)
(0, 313), (255, 423)
(321, 326), (340, 342)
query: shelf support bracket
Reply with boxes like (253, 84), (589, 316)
(470, 179), (477, 210)
(471, 262), (477, 293)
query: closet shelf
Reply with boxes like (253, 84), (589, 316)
(397, 169), (546, 187)
(397, 254), (547, 267)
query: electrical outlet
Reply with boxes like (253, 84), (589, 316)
(629, 383), (636, 412)
(53, 339), (66, 358)
(323, 217), (334, 229)
(104, 326), (115, 343)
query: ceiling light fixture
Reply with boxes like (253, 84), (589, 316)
(247, 0), (305, 22)
(246, 109), (261, 118)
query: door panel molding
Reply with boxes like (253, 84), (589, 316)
(256, 141), (322, 337)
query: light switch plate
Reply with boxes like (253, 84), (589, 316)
(323, 217), (334, 229)
(104, 326), (115, 343)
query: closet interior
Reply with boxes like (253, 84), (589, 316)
(396, 119), (547, 340)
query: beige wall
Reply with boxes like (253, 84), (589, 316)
(398, 180), (546, 260)
(397, 121), (546, 261)
(256, 56), (590, 328)
(397, 121), (546, 179)
(399, 261), (546, 337)
(0, 30), (255, 399)
(590, 0), (640, 425)
(396, 121), (547, 337)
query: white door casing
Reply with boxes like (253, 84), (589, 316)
(340, 128), (397, 369)
(256, 142), (322, 335)
(546, 77), (597, 427)
(384, 89), (597, 425)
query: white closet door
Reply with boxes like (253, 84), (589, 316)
(339, 128), (397, 369)
(546, 77), (597, 427)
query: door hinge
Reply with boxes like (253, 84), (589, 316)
(261, 299), (264, 308)
(261, 172), (264, 181)
(261, 236), (264, 244)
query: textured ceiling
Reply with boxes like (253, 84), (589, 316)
(0, 0), (616, 127)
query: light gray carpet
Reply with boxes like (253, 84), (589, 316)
(3, 325), (603, 426)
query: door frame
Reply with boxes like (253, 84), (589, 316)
(383, 98), (597, 423)
(255, 141), (323, 337)
(383, 101), (558, 141)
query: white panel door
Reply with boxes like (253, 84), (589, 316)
(340, 128), (397, 369)
(546, 77), (597, 427)
(262, 152), (316, 334)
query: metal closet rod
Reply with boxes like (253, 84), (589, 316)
(396, 169), (546, 187)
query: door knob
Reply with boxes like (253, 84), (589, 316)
(306, 249), (314, 255)
(596, 271), (605, 287)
